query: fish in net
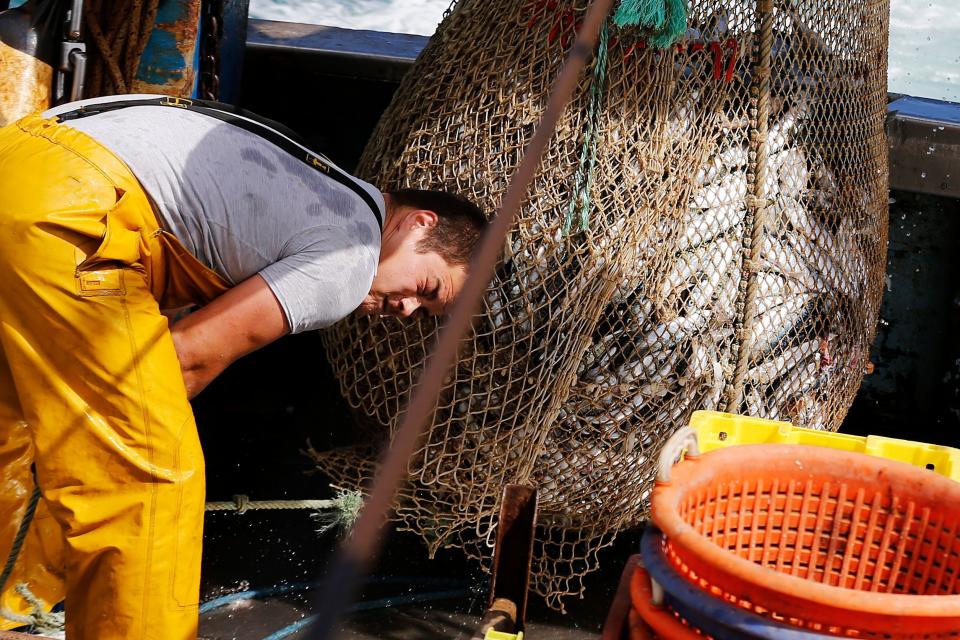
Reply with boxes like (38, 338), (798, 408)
(313, 0), (889, 608)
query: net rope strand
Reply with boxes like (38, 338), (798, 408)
(204, 496), (347, 513)
(724, 0), (775, 412)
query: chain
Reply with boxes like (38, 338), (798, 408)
(198, 0), (224, 100)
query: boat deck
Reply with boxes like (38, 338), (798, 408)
(199, 508), (625, 639)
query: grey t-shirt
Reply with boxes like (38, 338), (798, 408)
(46, 96), (383, 333)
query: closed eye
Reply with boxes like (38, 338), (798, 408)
(419, 282), (441, 302)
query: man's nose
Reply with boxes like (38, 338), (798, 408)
(392, 297), (422, 318)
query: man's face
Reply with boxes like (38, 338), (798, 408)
(357, 208), (468, 319)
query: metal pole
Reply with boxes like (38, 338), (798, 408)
(54, 0), (85, 104)
(68, 47), (86, 101)
(304, 1), (618, 637)
(66, 0), (81, 39)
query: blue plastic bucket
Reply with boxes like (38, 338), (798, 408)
(640, 528), (832, 640)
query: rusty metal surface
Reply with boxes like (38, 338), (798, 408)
(0, 41), (53, 126)
(131, 0), (201, 97)
(488, 485), (538, 632)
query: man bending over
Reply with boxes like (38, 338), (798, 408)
(0, 94), (486, 639)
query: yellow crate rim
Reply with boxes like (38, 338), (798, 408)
(690, 410), (960, 482)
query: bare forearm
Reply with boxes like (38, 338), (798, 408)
(168, 274), (290, 399)
(170, 326), (230, 399)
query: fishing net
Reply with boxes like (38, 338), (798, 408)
(314, 0), (890, 608)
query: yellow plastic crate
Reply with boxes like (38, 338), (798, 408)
(484, 631), (523, 640)
(689, 410), (960, 482)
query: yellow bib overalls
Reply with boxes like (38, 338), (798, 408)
(0, 114), (230, 639)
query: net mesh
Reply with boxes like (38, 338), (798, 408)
(313, 0), (890, 609)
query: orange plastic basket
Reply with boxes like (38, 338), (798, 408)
(629, 563), (704, 639)
(651, 428), (960, 638)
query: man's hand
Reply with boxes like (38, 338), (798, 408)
(169, 274), (290, 398)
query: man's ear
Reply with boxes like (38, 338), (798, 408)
(409, 209), (439, 230)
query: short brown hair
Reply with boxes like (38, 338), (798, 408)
(389, 189), (487, 267)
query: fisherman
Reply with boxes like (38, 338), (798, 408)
(0, 94), (486, 639)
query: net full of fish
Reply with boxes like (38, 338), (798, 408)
(316, 0), (889, 609)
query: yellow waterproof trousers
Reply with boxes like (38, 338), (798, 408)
(0, 115), (228, 639)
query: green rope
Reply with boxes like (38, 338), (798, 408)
(613, 0), (688, 49)
(565, 22), (610, 235)
(312, 489), (364, 537)
(564, 2), (688, 234)
(613, 0), (666, 31)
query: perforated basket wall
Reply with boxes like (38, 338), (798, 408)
(315, 0), (890, 608)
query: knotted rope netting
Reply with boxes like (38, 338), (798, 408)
(314, 0), (890, 608)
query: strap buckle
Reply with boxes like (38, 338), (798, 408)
(307, 154), (330, 174)
(161, 96), (194, 109)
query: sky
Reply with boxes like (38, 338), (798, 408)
(886, 0), (959, 101)
(248, 0), (960, 102)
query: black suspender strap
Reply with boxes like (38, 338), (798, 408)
(55, 96), (384, 230)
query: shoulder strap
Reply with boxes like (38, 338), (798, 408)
(55, 96), (384, 230)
